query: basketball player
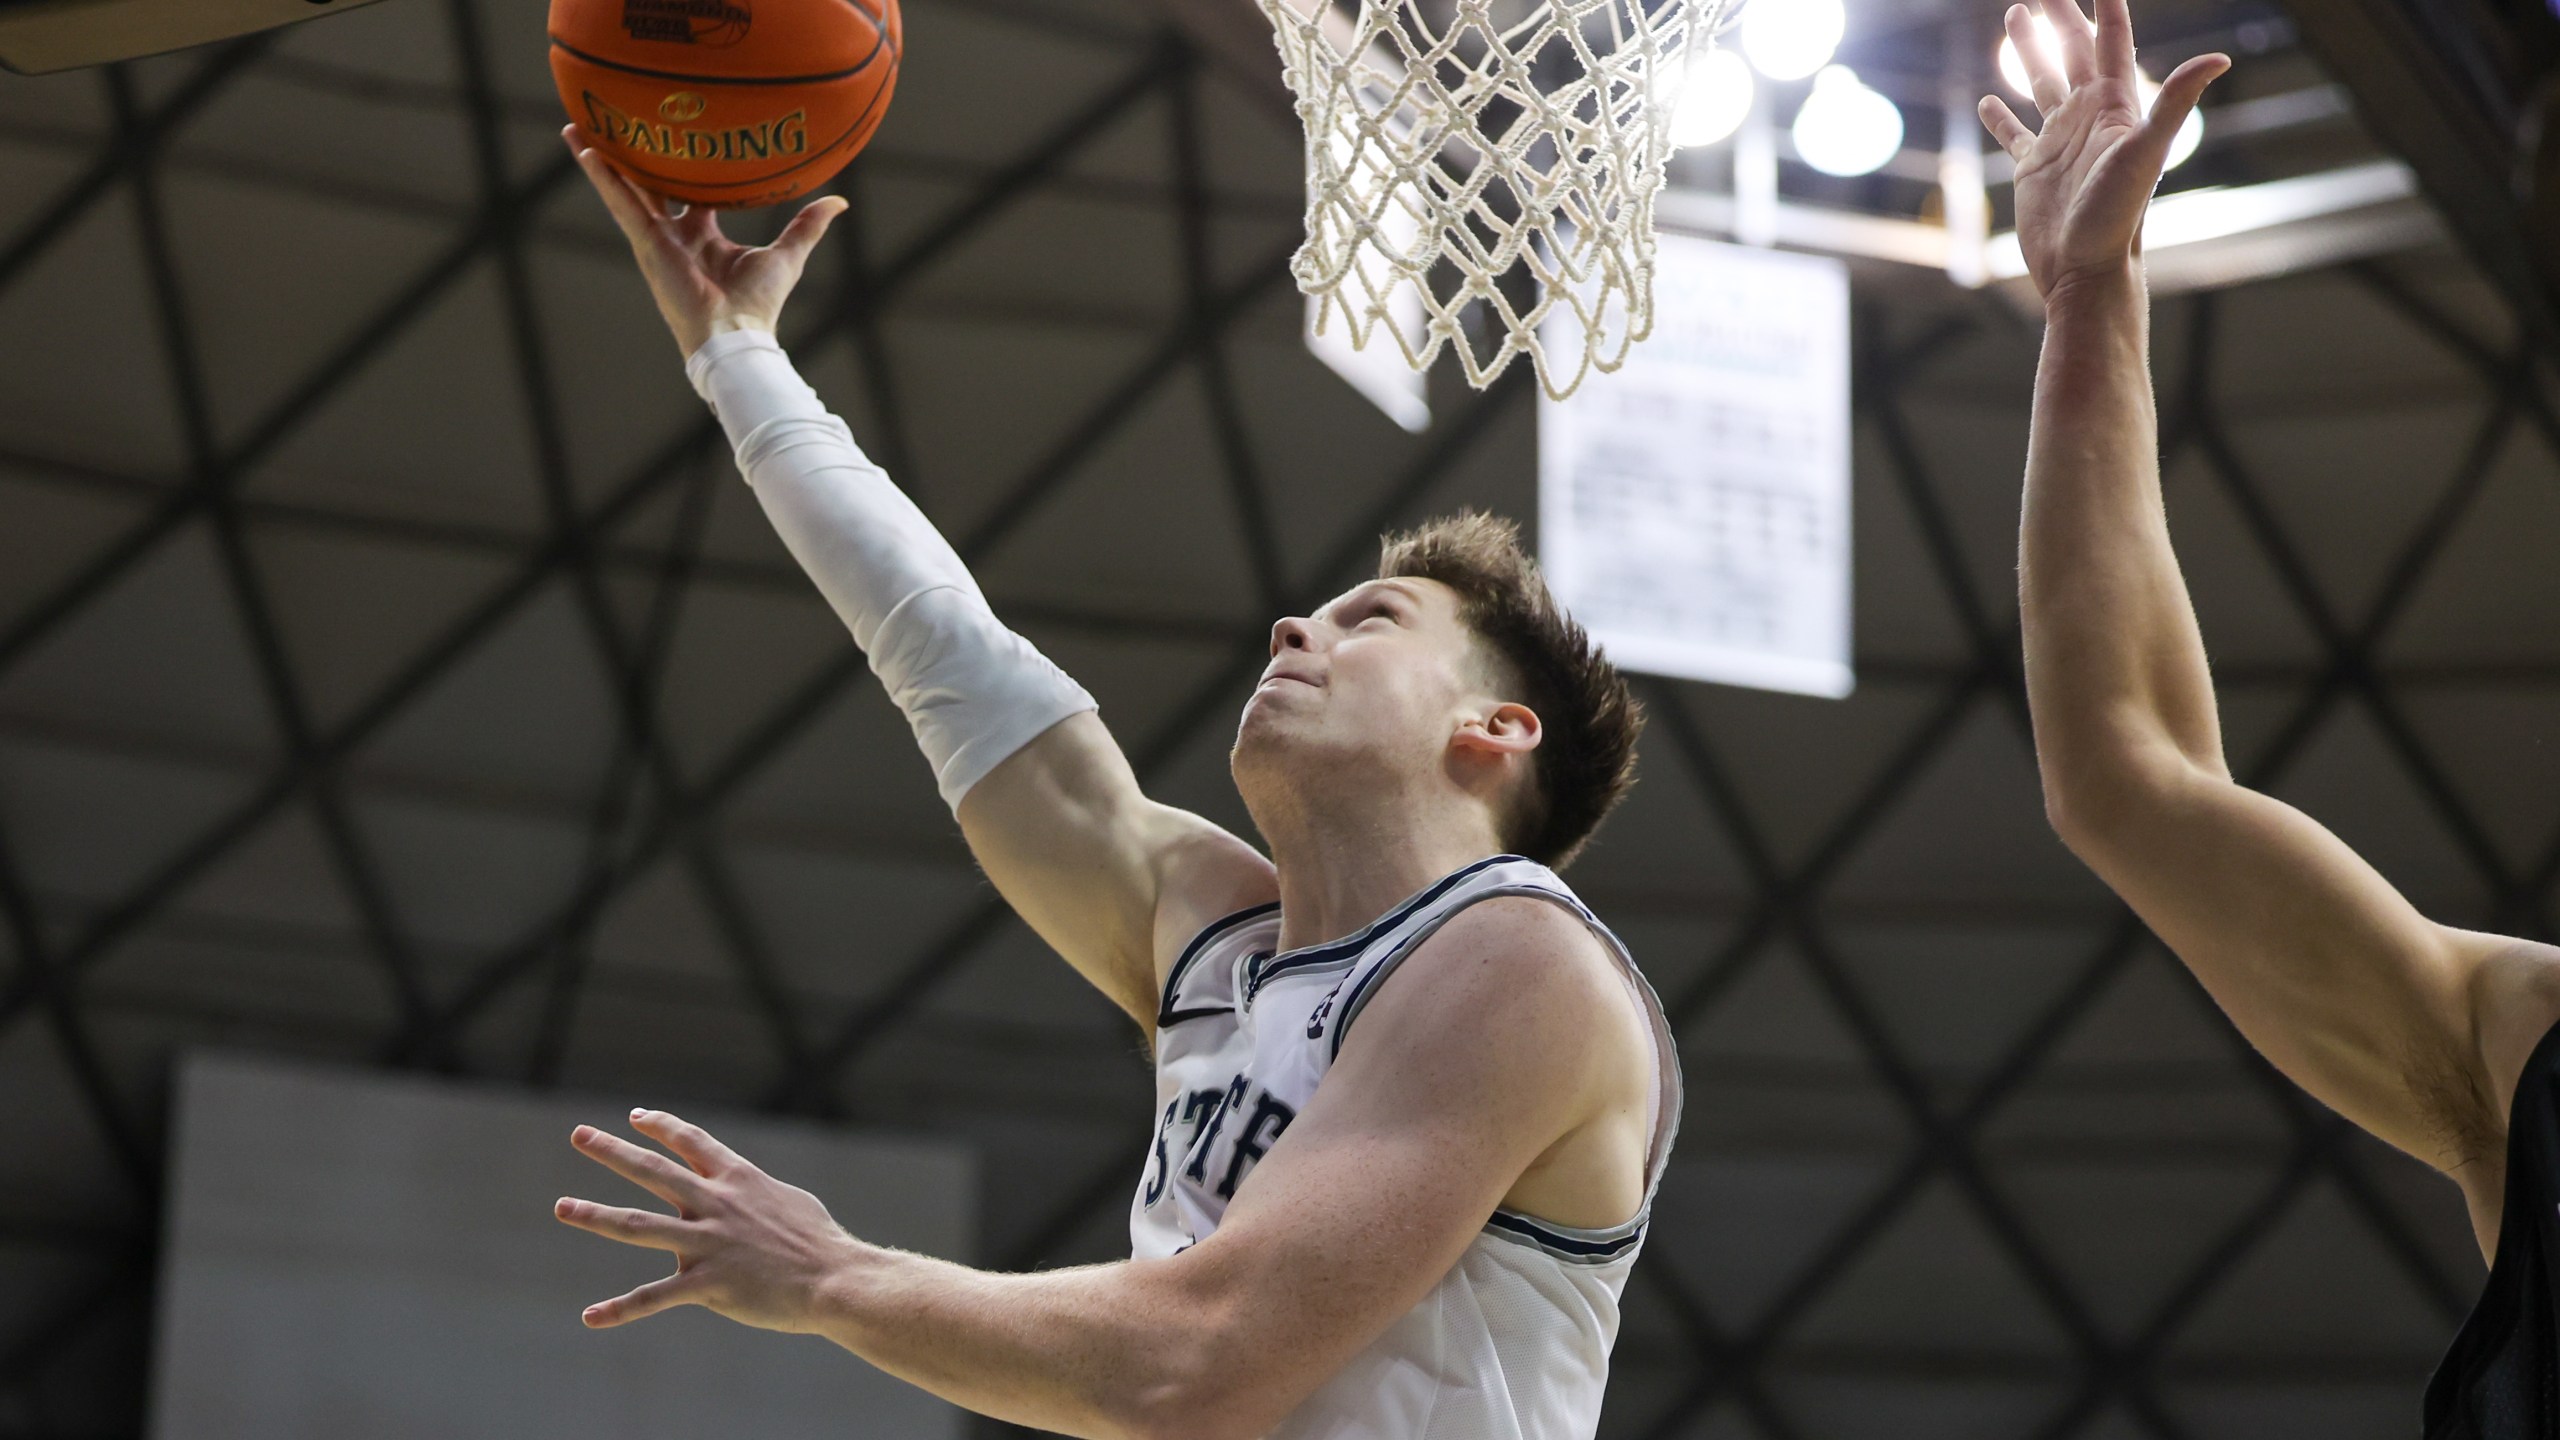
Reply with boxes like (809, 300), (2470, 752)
(547, 126), (1679, 1440)
(1987, 1), (2560, 1431)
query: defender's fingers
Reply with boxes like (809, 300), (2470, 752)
(1979, 96), (2036, 159)
(572, 1125), (706, 1208)
(2006, 5), (2068, 113)
(1981, 98), (2037, 159)
(2092, 0), (2136, 81)
(554, 1195), (686, 1249)
(771, 195), (849, 264)
(2132, 53), (2229, 165)
(2034, 0), (2099, 86)
(583, 1273), (698, 1329)
(631, 1108), (745, 1176)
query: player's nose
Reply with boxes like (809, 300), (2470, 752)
(1270, 615), (1318, 656)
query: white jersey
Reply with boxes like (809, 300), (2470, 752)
(1129, 854), (1682, 1440)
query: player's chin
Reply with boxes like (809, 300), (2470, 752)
(1233, 688), (1307, 750)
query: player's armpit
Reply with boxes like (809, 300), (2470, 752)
(1138, 900), (1637, 1439)
(2052, 757), (2555, 1187)
(957, 712), (1274, 1033)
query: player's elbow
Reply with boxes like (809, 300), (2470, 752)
(2040, 765), (2123, 856)
(1122, 1391), (1278, 1440)
(2037, 739), (2207, 862)
(1114, 1296), (1300, 1440)
(1119, 1367), (1286, 1440)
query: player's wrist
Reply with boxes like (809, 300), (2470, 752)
(797, 1230), (890, 1336)
(2039, 259), (2143, 318)
(674, 309), (769, 357)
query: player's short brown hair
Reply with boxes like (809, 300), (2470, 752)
(1378, 511), (1641, 869)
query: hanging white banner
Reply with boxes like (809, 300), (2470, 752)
(1539, 234), (1852, 698)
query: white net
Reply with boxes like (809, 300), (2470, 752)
(1260, 0), (1742, 400)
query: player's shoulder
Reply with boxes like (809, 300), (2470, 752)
(1401, 893), (1626, 1022)
(1338, 893), (1640, 1117)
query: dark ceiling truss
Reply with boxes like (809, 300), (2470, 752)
(0, 29), (1188, 1429)
(440, 0), (815, 1087)
(2278, 0), (2560, 351)
(111, 54), (442, 1108)
(0, 3), (2543, 1437)
(0, 33), (1177, 1062)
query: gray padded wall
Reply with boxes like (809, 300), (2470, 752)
(147, 1053), (974, 1440)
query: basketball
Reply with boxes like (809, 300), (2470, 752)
(548, 0), (900, 209)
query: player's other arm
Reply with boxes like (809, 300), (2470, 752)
(1988, 0), (2560, 1229)
(566, 133), (1270, 1029)
(555, 901), (1635, 1440)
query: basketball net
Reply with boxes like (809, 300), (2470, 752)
(1260, 0), (1740, 400)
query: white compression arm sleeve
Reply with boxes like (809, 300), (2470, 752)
(687, 327), (1095, 813)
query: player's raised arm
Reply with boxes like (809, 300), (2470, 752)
(567, 132), (1272, 1031)
(1988, 0), (2560, 1245)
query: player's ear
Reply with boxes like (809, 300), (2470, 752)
(1454, 702), (1542, 759)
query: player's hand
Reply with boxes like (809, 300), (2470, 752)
(1978, 0), (2227, 301)
(563, 125), (846, 358)
(555, 1108), (862, 1333)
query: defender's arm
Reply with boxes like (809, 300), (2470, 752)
(2023, 272), (2545, 1179)
(1989, 0), (2560, 1216)
(569, 132), (1270, 1029)
(556, 901), (1637, 1440)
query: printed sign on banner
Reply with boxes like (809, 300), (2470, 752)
(1539, 235), (1852, 698)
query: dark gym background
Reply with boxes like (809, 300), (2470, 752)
(2, 0), (2558, 1436)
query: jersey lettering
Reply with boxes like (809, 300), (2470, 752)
(1182, 1076), (1251, 1183)
(1305, 987), (1339, 1039)
(1141, 1097), (1180, 1205)
(1215, 1092), (1297, 1199)
(1147, 1087), (1230, 1208)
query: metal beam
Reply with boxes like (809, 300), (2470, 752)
(2278, 0), (2560, 350)
(0, 45), (1185, 1060)
(1130, 0), (1297, 121)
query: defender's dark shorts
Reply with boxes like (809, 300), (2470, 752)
(2426, 1016), (2560, 1438)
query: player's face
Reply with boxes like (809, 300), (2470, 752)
(1231, 577), (1489, 787)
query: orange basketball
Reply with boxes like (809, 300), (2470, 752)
(549, 0), (900, 209)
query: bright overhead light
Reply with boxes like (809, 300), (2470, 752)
(1670, 46), (1755, 148)
(2162, 105), (2204, 169)
(1739, 0), (1844, 83)
(1791, 64), (1903, 177)
(2151, 82), (2206, 169)
(1996, 12), (2062, 97)
(1997, 15), (2206, 170)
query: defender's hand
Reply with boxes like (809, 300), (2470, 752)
(1977, 0), (2227, 300)
(555, 1108), (863, 1333)
(563, 125), (846, 357)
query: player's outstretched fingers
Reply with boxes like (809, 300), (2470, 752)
(631, 1108), (745, 1177)
(564, 128), (665, 246)
(665, 201), (730, 256)
(2145, 54), (2230, 139)
(572, 1124), (706, 1210)
(2128, 53), (2230, 173)
(1979, 96), (2036, 160)
(2090, 0), (2136, 82)
(2005, 5), (2068, 114)
(583, 1273), (697, 1329)
(553, 1195), (685, 1250)
(771, 195), (850, 267)
(2033, 0), (2098, 87)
